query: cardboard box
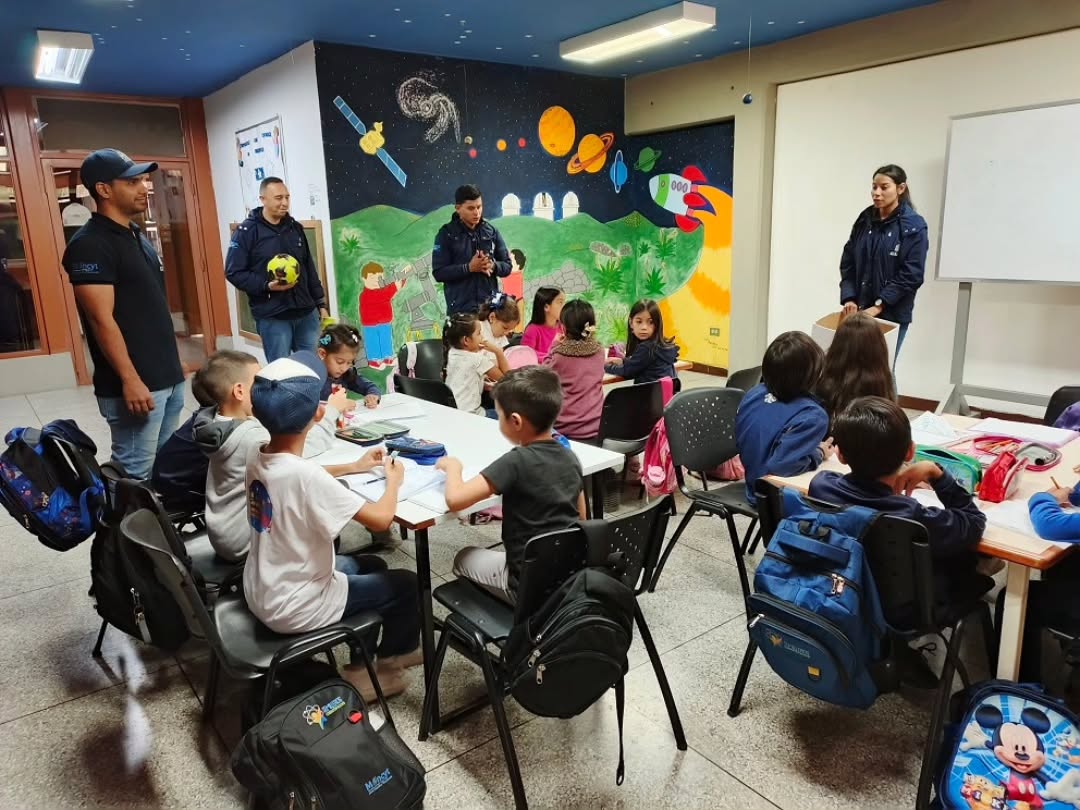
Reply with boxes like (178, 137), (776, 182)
(811, 312), (899, 367)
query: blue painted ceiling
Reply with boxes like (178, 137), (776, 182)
(1, 0), (939, 97)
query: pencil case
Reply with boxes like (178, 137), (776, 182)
(914, 446), (983, 493)
(385, 437), (447, 465)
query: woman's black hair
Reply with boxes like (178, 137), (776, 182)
(625, 299), (675, 357)
(442, 312), (479, 378)
(529, 286), (562, 326)
(874, 164), (914, 211)
(318, 323), (362, 354)
(478, 291), (521, 327)
(559, 299), (596, 341)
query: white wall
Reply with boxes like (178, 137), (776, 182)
(203, 41), (335, 356)
(768, 28), (1080, 413)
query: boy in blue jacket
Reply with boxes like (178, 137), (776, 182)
(809, 396), (990, 686)
(735, 331), (832, 504)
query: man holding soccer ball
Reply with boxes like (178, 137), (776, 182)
(226, 177), (329, 361)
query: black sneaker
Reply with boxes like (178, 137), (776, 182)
(896, 641), (941, 690)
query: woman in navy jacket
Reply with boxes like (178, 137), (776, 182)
(838, 164), (928, 362)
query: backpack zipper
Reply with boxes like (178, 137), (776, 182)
(763, 551), (860, 597)
(752, 593), (859, 665)
(287, 791), (296, 810)
(526, 614), (630, 670)
(131, 588), (151, 643)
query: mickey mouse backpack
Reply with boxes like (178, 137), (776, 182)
(932, 679), (1080, 809)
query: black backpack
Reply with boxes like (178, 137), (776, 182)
(0, 420), (105, 551)
(501, 565), (636, 781)
(88, 510), (193, 651)
(232, 679), (426, 810)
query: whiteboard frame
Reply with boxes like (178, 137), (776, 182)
(935, 97), (1080, 285)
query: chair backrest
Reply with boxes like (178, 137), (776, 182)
(513, 527), (588, 624)
(392, 374), (457, 409)
(115, 478), (193, 564)
(663, 387), (741, 476)
(120, 507), (219, 643)
(396, 339), (445, 381)
(725, 366), (762, 400)
(598, 380), (665, 443)
(1045, 385), (1080, 426)
(754, 479), (935, 633)
(504, 344), (538, 369)
(600, 495), (675, 595)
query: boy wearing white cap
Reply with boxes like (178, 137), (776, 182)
(243, 350), (421, 699)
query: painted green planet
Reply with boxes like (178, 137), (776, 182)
(634, 147), (662, 172)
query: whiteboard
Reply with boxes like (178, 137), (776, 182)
(937, 100), (1080, 283)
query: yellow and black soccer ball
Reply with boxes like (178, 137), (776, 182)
(267, 253), (300, 284)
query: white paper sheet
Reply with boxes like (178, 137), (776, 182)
(969, 418), (1078, 448)
(344, 398), (427, 427)
(353, 465), (445, 503)
(909, 487), (946, 510)
(980, 499), (1079, 548)
(405, 466), (485, 514)
(910, 412), (963, 447)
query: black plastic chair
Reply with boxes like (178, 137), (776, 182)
(396, 339), (445, 381)
(725, 366), (762, 400)
(393, 373), (457, 409)
(1045, 385), (1080, 426)
(596, 380), (665, 507)
(648, 387), (757, 596)
(119, 507), (391, 725)
(729, 480), (996, 810)
(419, 506), (686, 809)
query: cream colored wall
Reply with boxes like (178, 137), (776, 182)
(625, 0), (1080, 375)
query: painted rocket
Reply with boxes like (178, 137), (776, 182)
(648, 165), (711, 232)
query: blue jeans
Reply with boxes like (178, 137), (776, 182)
(361, 323), (394, 364)
(256, 309), (321, 363)
(336, 554), (420, 658)
(893, 323), (909, 373)
(96, 381), (186, 480)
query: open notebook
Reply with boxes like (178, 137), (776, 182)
(340, 458), (445, 502)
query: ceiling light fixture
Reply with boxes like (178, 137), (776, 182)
(34, 30), (94, 84)
(560, 1), (714, 64)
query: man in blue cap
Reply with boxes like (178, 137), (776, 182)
(62, 148), (185, 480)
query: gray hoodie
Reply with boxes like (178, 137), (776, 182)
(192, 404), (341, 561)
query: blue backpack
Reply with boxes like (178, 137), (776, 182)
(0, 420), (105, 551)
(749, 488), (887, 709)
(933, 680), (1080, 809)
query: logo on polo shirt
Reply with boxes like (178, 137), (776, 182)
(71, 262), (101, 275)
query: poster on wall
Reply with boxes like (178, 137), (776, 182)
(235, 116), (287, 213)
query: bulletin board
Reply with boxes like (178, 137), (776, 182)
(235, 116), (287, 213)
(231, 220), (328, 341)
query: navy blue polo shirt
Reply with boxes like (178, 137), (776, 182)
(62, 213), (183, 398)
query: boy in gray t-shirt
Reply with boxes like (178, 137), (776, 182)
(438, 366), (586, 603)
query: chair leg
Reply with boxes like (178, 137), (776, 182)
(723, 512), (753, 612)
(203, 652), (222, 721)
(744, 523), (764, 556)
(418, 625), (454, 741)
(649, 504), (698, 592)
(979, 602), (999, 676)
(92, 620), (108, 658)
(727, 638), (758, 718)
(917, 617), (968, 810)
(738, 517), (760, 555)
(634, 603), (686, 750)
(477, 632), (527, 810)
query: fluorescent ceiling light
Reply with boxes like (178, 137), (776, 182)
(35, 30), (94, 84)
(560, 2), (715, 64)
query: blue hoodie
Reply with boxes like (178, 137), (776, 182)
(735, 383), (829, 503)
(1028, 484), (1080, 542)
(839, 202), (928, 325)
(225, 207), (326, 320)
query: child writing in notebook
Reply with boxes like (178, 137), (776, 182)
(604, 299), (680, 384)
(478, 291), (521, 349)
(443, 312), (510, 416)
(521, 286), (564, 361)
(437, 366), (586, 603)
(544, 299), (605, 442)
(316, 323), (381, 409)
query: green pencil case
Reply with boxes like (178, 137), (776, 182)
(914, 446), (983, 493)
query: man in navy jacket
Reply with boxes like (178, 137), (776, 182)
(431, 184), (511, 315)
(226, 178), (328, 361)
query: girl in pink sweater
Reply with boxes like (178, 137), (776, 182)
(545, 299), (605, 441)
(521, 286), (564, 361)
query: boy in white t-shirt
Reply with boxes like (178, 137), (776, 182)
(243, 350), (421, 699)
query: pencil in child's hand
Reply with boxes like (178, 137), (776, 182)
(1052, 476), (1062, 489)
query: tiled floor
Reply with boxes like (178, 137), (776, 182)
(0, 377), (965, 809)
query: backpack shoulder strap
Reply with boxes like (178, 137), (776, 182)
(659, 376), (674, 406)
(615, 678), (625, 786)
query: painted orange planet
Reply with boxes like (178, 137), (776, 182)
(496, 139), (507, 151)
(538, 106), (576, 157)
(567, 133), (615, 174)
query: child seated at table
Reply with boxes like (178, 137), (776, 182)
(545, 299), (605, 442)
(736, 330), (832, 504)
(604, 299), (680, 385)
(316, 323), (380, 408)
(478, 291), (521, 350)
(1004, 482), (1080, 687)
(151, 363), (217, 513)
(809, 395), (989, 686)
(816, 312), (895, 423)
(437, 366), (587, 604)
(443, 312), (509, 416)
(192, 350), (373, 561)
(242, 351), (420, 701)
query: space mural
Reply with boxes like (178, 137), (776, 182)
(314, 42), (735, 376)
